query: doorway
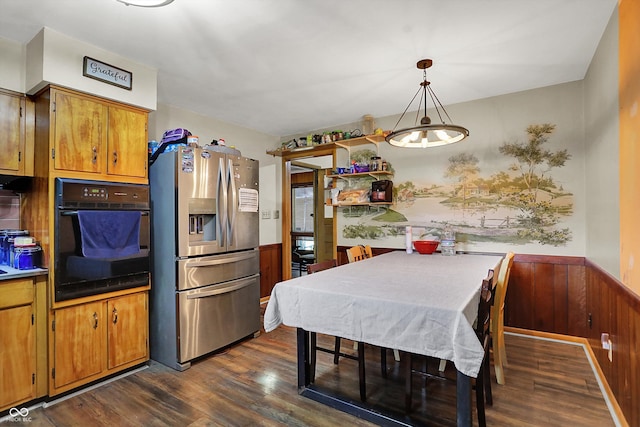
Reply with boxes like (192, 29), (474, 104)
(291, 170), (315, 277)
(281, 153), (335, 280)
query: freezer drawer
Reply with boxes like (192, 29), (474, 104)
(177, 249), (259, 291)
(177, 274), (260, 363)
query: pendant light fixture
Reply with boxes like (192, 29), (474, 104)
(116, 0), (174, 7)
(385, 59), (469, 148)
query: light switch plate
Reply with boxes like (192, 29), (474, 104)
(261, 210), (271, 219)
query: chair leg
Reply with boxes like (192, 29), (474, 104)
(484, 347), (493, 406)
(405, 353), (413, 413)
(381, 348), (387, 378)
(310, 332), (317, 382)
(475, 365), (487, 427)
(499, 324), (508, 367)
(493, 330), (506, 385)
(333, 337), (341, 364)
(357, 341), (366, 402)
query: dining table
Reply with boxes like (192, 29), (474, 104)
(264, 250), (503, 427)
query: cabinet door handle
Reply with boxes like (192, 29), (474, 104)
(92, 147), (98, 164)
(112, 307), (118, 324)
(112, 151), (118, 166)
(93, 312), (98, 329)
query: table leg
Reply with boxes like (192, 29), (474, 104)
(456, 370), (472, 427)
(297, 328), (311, 389)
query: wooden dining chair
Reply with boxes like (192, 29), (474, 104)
(405, 270), (495, 427)
(307, 259), (367, 402)
(491, 251), (515, 385)
(346, 245), (369, 262)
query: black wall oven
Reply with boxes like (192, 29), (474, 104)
(54, 178), (150, 302)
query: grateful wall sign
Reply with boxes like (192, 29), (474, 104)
(82, 56), (132, 90)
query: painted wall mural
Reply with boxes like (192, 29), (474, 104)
(341, 123), (574, 247)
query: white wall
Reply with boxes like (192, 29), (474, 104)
(584, 9), (620, 279)
(0, 37), (25, 92)
(25, 27), (157, 110)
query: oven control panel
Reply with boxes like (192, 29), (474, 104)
(82, 186), (108, 199)
(55, 178), (150, 210)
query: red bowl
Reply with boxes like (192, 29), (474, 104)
(413, 240), (439, 255)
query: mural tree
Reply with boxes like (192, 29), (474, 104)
(499, 124), (570, 200)
(444, 153), (480, 206)
(498, 123), (572, 245)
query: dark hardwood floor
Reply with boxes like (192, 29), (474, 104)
(8, 308), (617, 427)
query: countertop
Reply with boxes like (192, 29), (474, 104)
(0, 266), (48, 281)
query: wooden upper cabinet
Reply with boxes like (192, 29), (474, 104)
(53, 90), (106, 174)
(107, 106), (148, 178)
(49, 87), (148, 181)
(0, 89), (34, 176)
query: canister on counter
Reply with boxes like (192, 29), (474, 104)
(14, 245), (42, 270)
(4, 230), (29, 266)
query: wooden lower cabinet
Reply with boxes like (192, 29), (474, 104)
(0, 306), (35, 410)
(52, 300), (105, 390)
(50, 291), (149, 395)
(0, 278), (39, 411)
(107, 293), (149, 369)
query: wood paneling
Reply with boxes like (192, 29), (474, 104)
(259, 243), (282, 299)
(584, 260), (640, 427)
(504, 253), (637, 426)
(505, 255), (587, 336)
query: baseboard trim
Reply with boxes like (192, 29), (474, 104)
(504, 327), (627, 427)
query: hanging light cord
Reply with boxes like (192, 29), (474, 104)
(390, 67), (455, 132)
(425, 71), (455, 125)
(390, 86), (422, 131)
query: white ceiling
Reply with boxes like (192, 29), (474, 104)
(0, 0), (617, 137)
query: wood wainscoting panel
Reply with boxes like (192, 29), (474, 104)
(506, 258), (535, 329)
(505, 255), (586, 337)
(259, 243), (282, 299)
(567, 264), (587, 337)
(585, 259), (640, 427)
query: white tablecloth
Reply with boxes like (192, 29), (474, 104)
(264, 251), (503, 377)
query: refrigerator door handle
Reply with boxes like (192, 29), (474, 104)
(227, 158), (238, 246)
(217, 156), (227, 247)
(185, 274), (259, 299)
(184, 250), (258, 268)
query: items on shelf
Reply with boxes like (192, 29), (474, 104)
(336, 188), (370, 204)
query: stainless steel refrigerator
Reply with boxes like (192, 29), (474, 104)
(149, 145), (260, 371)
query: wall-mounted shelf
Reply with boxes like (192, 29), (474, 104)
(327, 202), (393, 207)
(266, 134), (385, 157)
(327, 171), (393, 180)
